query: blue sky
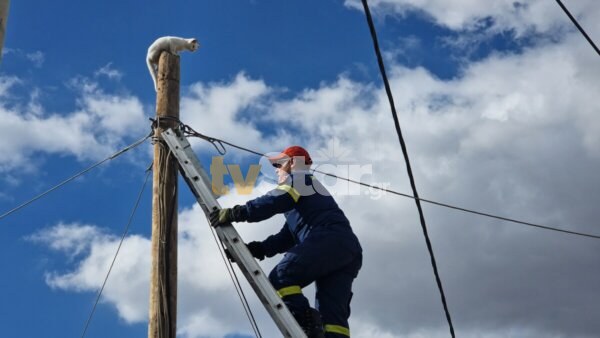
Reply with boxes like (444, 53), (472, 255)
(2, 1), (600, 337)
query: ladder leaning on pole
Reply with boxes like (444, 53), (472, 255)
(162, 128), (307, 338)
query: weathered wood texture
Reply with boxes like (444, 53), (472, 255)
(148, 52), (179, 338)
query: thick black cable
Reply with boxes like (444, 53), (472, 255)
(360, 1), (455, 336)
(184, 131), (600, 240)
(554, 0), (600, 56)
(0, 132), (152, 222)
(80, 167), (152, 338)
(181, 124), (228, 155)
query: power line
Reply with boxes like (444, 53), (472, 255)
(80, 167), (152, 338)
(152, 143), (262, 337)
(359, 0), (455, 336)
(174, 129), (262, 336)
(554, 0), (600, 56)
(209, 224), (263, 338)
(184, 127), (600, 240)
(319, 172), (600, 240)
(0, 132), (152, 222)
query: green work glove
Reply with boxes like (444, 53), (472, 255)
(209, 208), (233, 227)
(209, 205), (247, 227)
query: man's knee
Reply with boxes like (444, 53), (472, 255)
(268, 265), (289, 289)
(268, 255), (307, 288)
(269, 265), (301, 292)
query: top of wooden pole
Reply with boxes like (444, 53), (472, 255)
(156, 52), (180, 129)
(0, 0), (10, 62)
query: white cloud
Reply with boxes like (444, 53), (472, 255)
(0, 76), (19, 97)
(36, 224), (151, 323)
(2, 48), (46, 67)
(178, 310), (231, 338)
(30, 182), (291, 337)
(344, 0), (599, 38)
(180, 72), (293, 157)
(0, 76), (147, 173)
(95, 63), (123, 80)
(26, 51), (45, 68)
(27, 222), (106, 258)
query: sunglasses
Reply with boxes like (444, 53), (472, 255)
(272, 159), (290, 168)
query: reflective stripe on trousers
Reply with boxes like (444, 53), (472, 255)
(324, 324), (350, 336)
(277, 285), (303, 298)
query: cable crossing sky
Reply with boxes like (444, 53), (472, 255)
(0, 131), (152, 222)
(554, 0), (600, 56)
(80, 169), (152, 338)
(361, 0), (456, 334)
(4, 123), (600, 242)
(183, 125), (600, 241)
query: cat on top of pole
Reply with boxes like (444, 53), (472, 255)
(146, 36), (200, 92)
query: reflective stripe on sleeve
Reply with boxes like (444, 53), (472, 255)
(276, 285), (302, 298)
(324, 324), (350, 336)
(276, 184), (300, 202)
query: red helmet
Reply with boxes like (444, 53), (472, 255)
(268, 145), (313, 165)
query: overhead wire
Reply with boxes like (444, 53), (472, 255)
(0, 121), (257, 335)
(80, 166), (152, 338)
(318, 172), (600, 240)
(207, 222), (263, 338)
(0, 131), (153, 222)
(554, 0), (600, 56)
(183, 128), (600, 240)
(362, 0), (457, 335)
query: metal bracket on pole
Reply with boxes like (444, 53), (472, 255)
(162, 128), (307, 338)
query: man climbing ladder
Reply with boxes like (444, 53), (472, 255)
(210, 145), (362, 338)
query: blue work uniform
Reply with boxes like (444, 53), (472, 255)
(238, 172), (362, 337)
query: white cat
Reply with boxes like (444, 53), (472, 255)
(146, 36), (200, 91)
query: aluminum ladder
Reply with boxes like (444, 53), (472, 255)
(162, 128), (307, 338)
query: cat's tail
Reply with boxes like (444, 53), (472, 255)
(146, 58), (158, 92)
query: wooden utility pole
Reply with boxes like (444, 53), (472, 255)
(148, 52), (179, 338)
(0, 0), (10, 61)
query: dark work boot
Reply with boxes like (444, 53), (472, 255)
(293, 308), (325, 338)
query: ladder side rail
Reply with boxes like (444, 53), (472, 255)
(162, 129), (307, 338)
